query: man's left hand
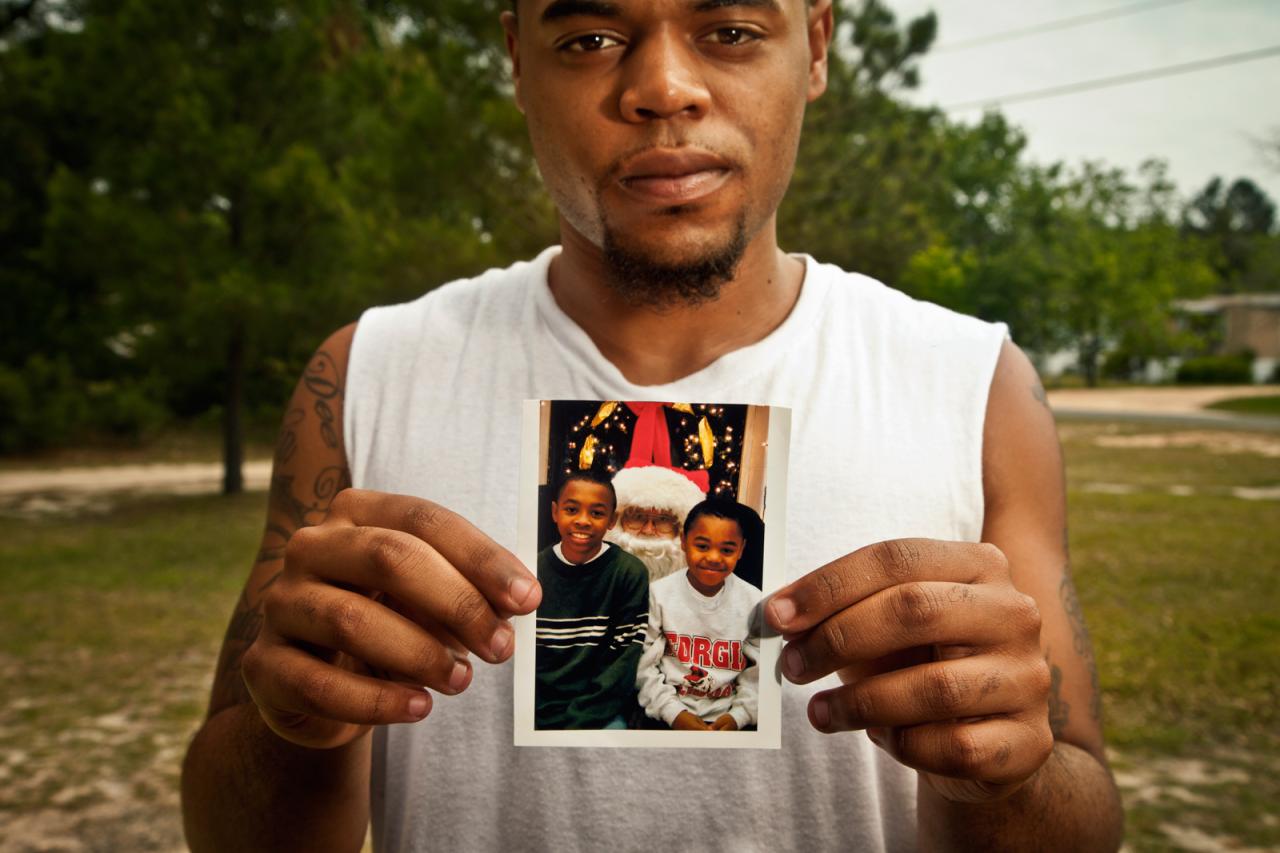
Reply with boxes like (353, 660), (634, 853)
(765, 538), (1053, 804)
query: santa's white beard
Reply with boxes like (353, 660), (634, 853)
(605, 529), (687, 583)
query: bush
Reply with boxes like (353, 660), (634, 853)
(1175, 355), (1254, 385)
(1102, 348), (1142, 382)
(0, 355), (90, 453)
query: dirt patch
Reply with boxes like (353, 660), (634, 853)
(0, 650), (213, 852)
(0, 461), (272, 519)
(1112, 749), (1279, 852)
(1093, 431), (1280, 458)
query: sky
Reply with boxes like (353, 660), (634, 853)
(884, 0), (1280, 205)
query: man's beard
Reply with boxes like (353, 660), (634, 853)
(601, 212), (748, 310)
(605, 528), (688, 583)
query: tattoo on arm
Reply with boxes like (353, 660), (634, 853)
(1060, 563), (1103, 724)
(1031, 379), (1050, 411)
(1045, 650), (1070, 739)
(209, 346), (351, 714)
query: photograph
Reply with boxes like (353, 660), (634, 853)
(514, 400), (789, 748)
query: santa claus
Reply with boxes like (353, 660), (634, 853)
(604, 465), (707, 583)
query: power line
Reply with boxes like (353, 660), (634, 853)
(943, 44), (1280, 112)
(934, 0), (1200, 53)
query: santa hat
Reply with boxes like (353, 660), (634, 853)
(611, 465), (707, 523)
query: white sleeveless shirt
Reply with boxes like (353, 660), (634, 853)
(345, 247), (1007, 852)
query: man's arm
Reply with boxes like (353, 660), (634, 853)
(182, 324), (543, 852)
(763, 340), (1121, 852)
(915, 340), (1123, 850)
(182, 324), (372, 852)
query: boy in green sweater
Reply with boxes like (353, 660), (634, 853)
(535, 470), (649, 729)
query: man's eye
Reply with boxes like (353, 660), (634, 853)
(560, 33), (622, 53)
(709, 27), (760, 46)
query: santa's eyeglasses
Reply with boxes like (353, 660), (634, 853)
(619, 508), (679, 535)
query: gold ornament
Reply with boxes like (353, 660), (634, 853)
(590, 402), (618, 427)
(698, 417), (716, 468)
(671, 403), (694, 415)
(579, 434), (598, 469)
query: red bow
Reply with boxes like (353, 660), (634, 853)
(624, 402), (709, 492)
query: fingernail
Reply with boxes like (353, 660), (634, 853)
(489, 622), (514, 661)
(448, 659), (471, 693)
(510, 576), (535, 608)
(770, 596), (796, 628)
(783, 645), (805, 680)
(407, 693), (430, 720)
(810, 697), (830, 730)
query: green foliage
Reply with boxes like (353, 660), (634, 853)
(3, 0), (1278, 463)
(1175, 355), (1255, 385)
(1205, 395), (1280, 416)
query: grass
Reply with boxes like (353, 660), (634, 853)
(1, 422), (1278, 850)
(1205, 394), (1280, 416)
(0, 492), (266, 849)
(1060, 422), (1280, 851)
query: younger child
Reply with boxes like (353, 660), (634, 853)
(535, 470), (649, 730)
(636, 497), (761, 731)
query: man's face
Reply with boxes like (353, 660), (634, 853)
(504, 0), (831, 302)
(552, 479), (617, 563)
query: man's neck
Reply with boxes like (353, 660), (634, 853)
(548, 219), (804, 387)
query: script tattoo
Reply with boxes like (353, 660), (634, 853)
(1061, 561), (1103, 723)
(1045, 649), (1070, 739)
(210, 344), (351, 713)
(275, 407), (305, 466)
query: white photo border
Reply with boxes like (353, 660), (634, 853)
(514, 400), (790, 749)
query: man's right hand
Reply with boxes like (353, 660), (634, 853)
(240, 489), (542, 749)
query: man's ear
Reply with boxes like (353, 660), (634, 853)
(550, 499), (559, 520)
(806, 0), (835, 102)
(500, 11), (526, 113)
(607, 510), (619, 531)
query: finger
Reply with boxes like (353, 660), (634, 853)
(869, 715), (1053, 790)
(807, 654), (1051, 732)
(267, 583), (473, 696)
(331, 490), (541, 615)
(242, 640), (435, 736)
(766, 540), (1006, 635)
(782, 581), (1041, 684)
(289, 524), (515, 664)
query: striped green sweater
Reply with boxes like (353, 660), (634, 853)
(535, 544), (649, 729)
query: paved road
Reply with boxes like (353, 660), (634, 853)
(1048, 385), (1280, 430)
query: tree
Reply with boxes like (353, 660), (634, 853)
(1183, 177), (1278, 293)
(4, 0), (549, 486)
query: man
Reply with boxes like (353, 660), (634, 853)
(182, 1), (1124, 850)
(604, 464), (707, 582)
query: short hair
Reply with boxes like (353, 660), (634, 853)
(682, 497), (751, 542)
(554, 469), (618, 510)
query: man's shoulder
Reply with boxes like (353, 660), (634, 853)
(805, 255), (1003, 341)
(357, 247), (557, 334)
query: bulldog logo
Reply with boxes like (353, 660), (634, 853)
(683, 665), (709, 689)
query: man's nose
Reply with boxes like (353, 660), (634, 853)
(618, 29), (710, 123)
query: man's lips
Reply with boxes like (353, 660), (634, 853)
(616, 148), (734, 204)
